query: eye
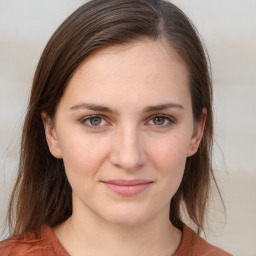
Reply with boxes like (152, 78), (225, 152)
(147, 114), (175, 127)
(81, 115), (107, 129)
(152, 116), (165, 125)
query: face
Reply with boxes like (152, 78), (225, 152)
(42, 40), (205, 227)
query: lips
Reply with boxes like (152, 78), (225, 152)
(101, 179), (153, 196)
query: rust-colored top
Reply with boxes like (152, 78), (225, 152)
(0, 225), (232, 255)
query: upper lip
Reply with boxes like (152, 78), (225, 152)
(101, 179), (153, 186)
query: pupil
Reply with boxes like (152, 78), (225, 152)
(90, 117), (101, 126)
(154, 117), (164, 125)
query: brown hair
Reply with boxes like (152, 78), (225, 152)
(8, 0), (221, 236)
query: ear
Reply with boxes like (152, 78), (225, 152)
(41, 112), (62, 159)
(187, 108), (207, 157)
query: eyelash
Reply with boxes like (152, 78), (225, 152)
(146, 114), (175, 128)
(81, 115), (108, 129)
(81, 114), (175, 130)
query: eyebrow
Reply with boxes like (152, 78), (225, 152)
(143, 103), (184, 113)
(69, 102), (184, 114)
(70, 103), (118, 114)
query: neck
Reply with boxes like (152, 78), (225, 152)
(54, 203), (182, 256)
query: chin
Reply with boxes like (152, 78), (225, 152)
(106, 215), (148, 227)
(99, 205), (153, 227)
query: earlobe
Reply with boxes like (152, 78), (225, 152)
(41, 112), (62, 159)
(187, 108), (207, 157)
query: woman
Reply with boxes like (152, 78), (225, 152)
(0, 0), (232, 255)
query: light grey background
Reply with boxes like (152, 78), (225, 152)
(0, 0), (256, 255)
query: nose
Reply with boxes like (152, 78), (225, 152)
(109, 126), (146, 172)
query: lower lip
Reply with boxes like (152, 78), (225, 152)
(103, 182), (152, 196)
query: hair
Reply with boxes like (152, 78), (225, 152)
(8, 0), (222, 236)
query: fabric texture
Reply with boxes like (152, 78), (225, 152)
(0, 225), (232, 256)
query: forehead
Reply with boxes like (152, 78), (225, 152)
(76, 39), (186, 78)
(61, 39), (191, 110)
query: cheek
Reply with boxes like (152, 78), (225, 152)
(149, 131), (191, 167)
(58, 130), (110, 179)
(148, 132), (191, 193)
(58, 132), (112, 202)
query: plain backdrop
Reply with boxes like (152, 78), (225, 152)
(0, 1), (256, 255)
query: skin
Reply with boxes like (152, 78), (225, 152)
(42, 39), (206, 256)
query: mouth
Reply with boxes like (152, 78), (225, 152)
(101, 179), (154, 196)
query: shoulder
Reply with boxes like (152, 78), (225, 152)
(174, 225), (233, 256)
(0, 226), (58, 256)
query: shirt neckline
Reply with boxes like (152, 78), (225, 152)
(42, 224), (191, 256)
